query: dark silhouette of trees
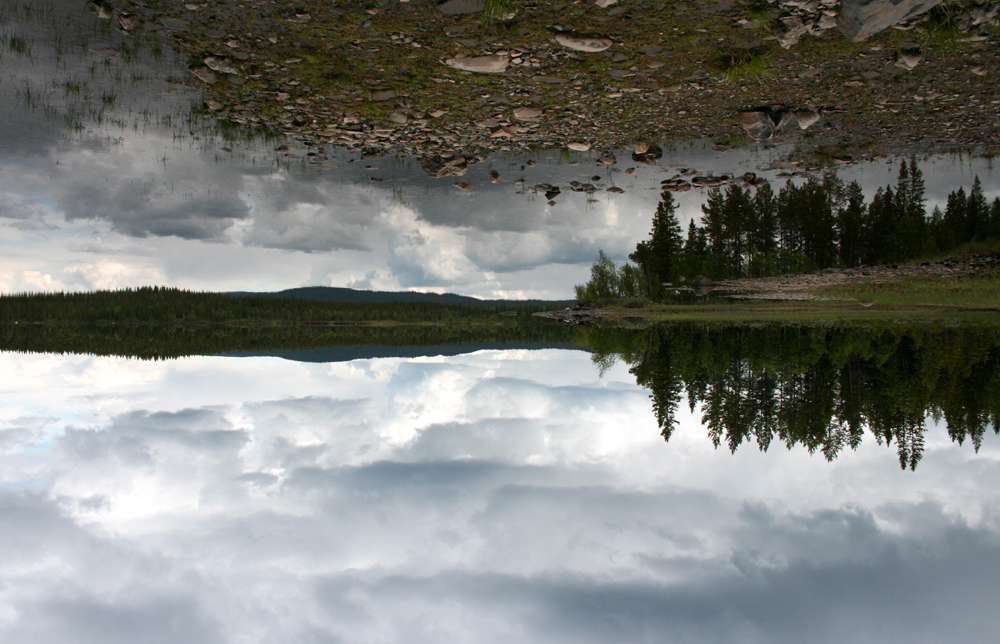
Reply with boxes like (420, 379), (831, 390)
(630, 192), (684, 296)
(0, 320), (575, 360)
(837, 181), (866, 268)
(581, 323), (1000, 470)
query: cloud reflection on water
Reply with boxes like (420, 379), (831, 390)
(1, 349), (999, 642)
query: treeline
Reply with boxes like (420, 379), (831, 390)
(231, 286), (569, 308)
(577, 159), (1000, 300)
(0, 322), (577, 360)
(581, 323), (1000, 470)
(0, 287), (550, 324)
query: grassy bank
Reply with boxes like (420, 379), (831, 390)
(815, 270), (1000, 309)
(577, 269), (1000, 324)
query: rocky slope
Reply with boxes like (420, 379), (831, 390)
(98, 0), (1000, 170)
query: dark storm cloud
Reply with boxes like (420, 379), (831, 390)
(9, 597), (225, 644)
(59, 178), (249, 240)
(0, 101), (68, 159)
(308, 505), (1000, 644)
(0, 192), (53, 230)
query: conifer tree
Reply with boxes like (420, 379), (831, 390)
(750, 182), (778, 276)
(942, 187), (968, 251)
(837, 181), (866, 267)
(967, 176), (988, 242)
(632, 192), (684, 296)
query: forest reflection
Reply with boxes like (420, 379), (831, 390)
(582, 324), (1000, 470)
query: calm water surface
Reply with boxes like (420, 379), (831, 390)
(2, 345), (1000, 643)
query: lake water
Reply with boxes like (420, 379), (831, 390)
(1, 341), (999, 643)
(3, 0), (1000, 641)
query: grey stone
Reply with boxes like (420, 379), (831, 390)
(740, 110), (776, 140)
(513, 107), (543, 120)
(532, 75), (568, 83)
(837, 0), (944, 41)
(203, 56), (238, 75)
(739, 107), (802, 139)
(436, 0), (484, 15)
(189, 67), (218, 84)
(794, 109), (821, 130)
(632, 144), (662, 165)
(116, 12), (137, 31)
(444, 55), (509, 73)
(896, 52), (922, 70)
(419, 155), (468, 178)
(159, 17), (188, 31)
(87, 1), (113, 19)
(555, 35), (613, 52)
(369, 90), (399, 101)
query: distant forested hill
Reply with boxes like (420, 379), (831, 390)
(228, 286), (570, 308)
(0, 287), (562, 324)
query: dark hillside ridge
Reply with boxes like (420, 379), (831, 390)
(228, 286), (572, 308)
(224, 341), (586, 364)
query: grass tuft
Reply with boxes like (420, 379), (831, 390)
(717, 50), (771, 83)
(482, 0), (518, 21)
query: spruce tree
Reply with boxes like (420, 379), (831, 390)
(967, 177), (988, 242)
(751, 183), (778, 276)
(837, 181), (866, 268)
(632, 192), (684, 297)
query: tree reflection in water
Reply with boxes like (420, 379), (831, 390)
(582, 324), (1000, 470)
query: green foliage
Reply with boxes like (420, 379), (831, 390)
(575, 251), (648, 304)
(718, 50), (771, 83)
(582, 322), (1000, 469)
(921, 3), (964, 52)
(0, 287), (553, 325)
(618, 159), (1000, 299)
(631, 192), (684, 297)
(819, 270), (1000, 309)
(482, 0), (518, 21)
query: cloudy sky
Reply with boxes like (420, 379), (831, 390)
(1, 349), (999, 643)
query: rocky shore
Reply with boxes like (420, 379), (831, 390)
(96, 0), (1000, 171)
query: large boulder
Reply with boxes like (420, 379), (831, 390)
(631, 144), (662, 165)
(418, 155), (468, 178)
(739, 106), (801, 140)
(838, 0), (944, 41)
(740, 110), (778, 140)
